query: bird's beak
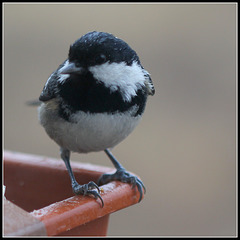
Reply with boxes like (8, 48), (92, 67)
(58, 61), (83, 74)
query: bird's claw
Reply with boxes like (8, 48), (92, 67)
(98, 168), (146, 202)
(72, 181), (104, 207)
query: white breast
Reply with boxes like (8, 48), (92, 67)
(38, 103), (141, 153)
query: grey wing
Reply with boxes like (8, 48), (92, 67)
(39, 60), (67, 102)
(142, 68), (155, 96)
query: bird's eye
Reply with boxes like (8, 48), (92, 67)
(75, 62), (81, 67)
(95, 54), (107, 64)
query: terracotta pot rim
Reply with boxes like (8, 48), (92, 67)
(4, 150), (144, 236)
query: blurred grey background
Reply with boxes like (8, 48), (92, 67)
(3, 3), (236, 237)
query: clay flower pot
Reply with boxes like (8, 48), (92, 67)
(3, 150), (144, 236)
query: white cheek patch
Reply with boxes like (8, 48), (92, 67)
(89, 61), (145, 102)
(57, 60), (70, 84)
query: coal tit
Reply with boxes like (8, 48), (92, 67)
(38, 31), (155, 207)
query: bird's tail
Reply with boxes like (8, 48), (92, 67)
(26, 99), (42, 106)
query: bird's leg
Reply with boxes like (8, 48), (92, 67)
(98, 148), (146, 202)
(60, 148), (104, 207)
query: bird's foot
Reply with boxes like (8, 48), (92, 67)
(72, 181), (104, 207)
(98, 168), (146, 202)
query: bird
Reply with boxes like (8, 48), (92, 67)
(38, 31), (155, 207)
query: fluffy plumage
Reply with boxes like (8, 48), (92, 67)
(38, 31), (155, 206)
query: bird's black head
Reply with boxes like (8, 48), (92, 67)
(40, 31), (152, 119)
(68, 31), (140, 67)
